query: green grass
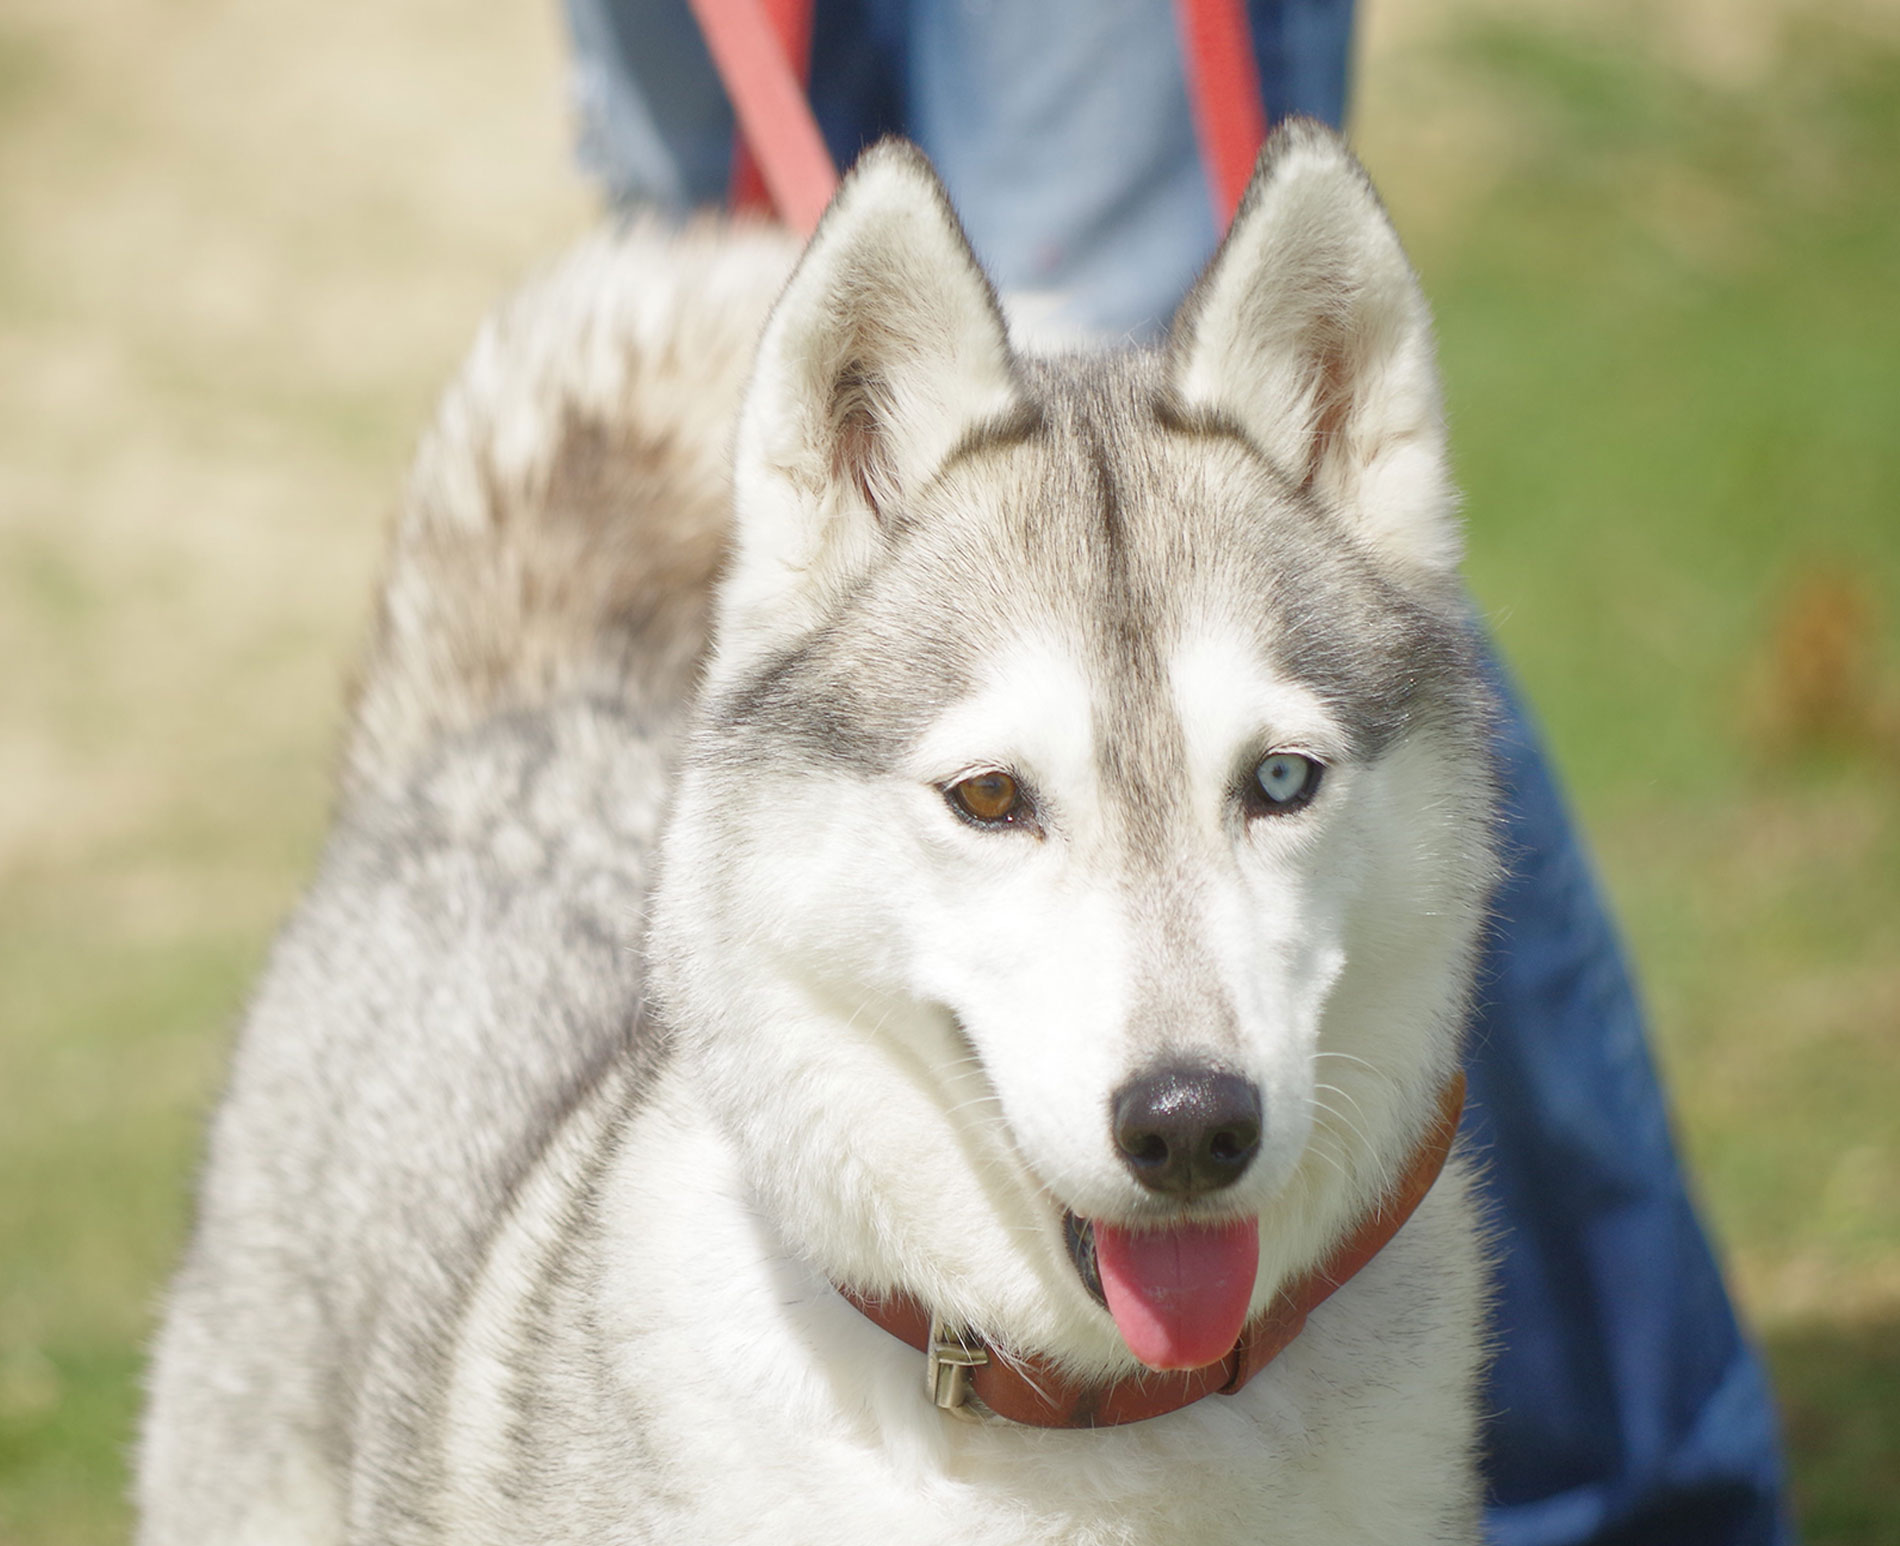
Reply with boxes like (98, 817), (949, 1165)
(1773, 1315), (1900, 1543)
(0, 909), (263, 1543)
(2, 3), (1896, 1541)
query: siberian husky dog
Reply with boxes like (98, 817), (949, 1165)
(140, 121), (1497, 1545)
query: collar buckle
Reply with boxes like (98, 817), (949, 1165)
(925, 1316), (990, 1417)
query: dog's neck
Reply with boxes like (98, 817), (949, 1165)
(839, 1072), (1467, 1429)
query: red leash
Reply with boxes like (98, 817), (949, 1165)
(1174, 0), (1269, 228)
(684, 0), (836, 235)
(694, 0), (1265, 238)
(721, 0), (819, 218)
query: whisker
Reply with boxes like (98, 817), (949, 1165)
(1309, 1092), (1376, 1169)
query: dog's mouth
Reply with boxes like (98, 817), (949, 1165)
(1062, 1210), (1107, 1306)
(1062, 1207), (1260, 1372)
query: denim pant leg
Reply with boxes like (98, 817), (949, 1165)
(559, 7), (1791, 1543)
(1473, 663), (1792, 1546)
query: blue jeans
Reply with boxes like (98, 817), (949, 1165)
(562, 3), (1793, 1538)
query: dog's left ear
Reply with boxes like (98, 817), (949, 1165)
(1167, 120), (1459, 574)
(720, 141), (1024, 659)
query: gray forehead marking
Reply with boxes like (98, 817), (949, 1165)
(1270, 561), (1479, 758)
(704, 591), (978, 775)
(937, 397), (1048, 477)
(1148, 385), (1260, 459)
(1154, 372), (1480, 759)
(1148, 373), (1483, 759)
(1079, 414), (1129, 564)
(978, 372), (1186, 870)
(707, 348), (1483, 792)
(704, 630), (896, 772)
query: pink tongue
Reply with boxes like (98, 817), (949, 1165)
(1092, 1218), (1261, 1371)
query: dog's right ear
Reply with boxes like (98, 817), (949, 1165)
(720, 141), (1024, 660)
(1166, 120), (1459, 576)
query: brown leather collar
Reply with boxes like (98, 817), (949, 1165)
(840, 1071), (1466, 1428)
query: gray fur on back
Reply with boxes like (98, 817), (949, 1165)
(139, 219), (797, 1542)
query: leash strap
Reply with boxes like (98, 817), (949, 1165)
(724, 0), (818, 218)
(843, 1073), (1467, 1427)
(1175, 0), (1270, 230)
(696, 0), (1266, 236)
(685, 0), (837, 235)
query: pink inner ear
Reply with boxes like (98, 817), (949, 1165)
(826, 360), (898, 520)
(1300, 320), (1357, 493)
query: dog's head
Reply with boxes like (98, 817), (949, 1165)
(650, 124), (1497, 1376)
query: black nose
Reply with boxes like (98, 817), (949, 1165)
(1111, 1067), (1262, 1197)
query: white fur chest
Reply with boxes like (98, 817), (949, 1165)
(438, 1075), (1482, 1546)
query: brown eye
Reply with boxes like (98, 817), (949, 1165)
(947, 770), (1024, 826)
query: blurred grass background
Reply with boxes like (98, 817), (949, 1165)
(1, 0), (1895, 1540)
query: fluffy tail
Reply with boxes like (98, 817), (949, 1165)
(343, 217), (798, 798)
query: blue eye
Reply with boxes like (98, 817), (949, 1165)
(1250, 752), (1322, 813)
